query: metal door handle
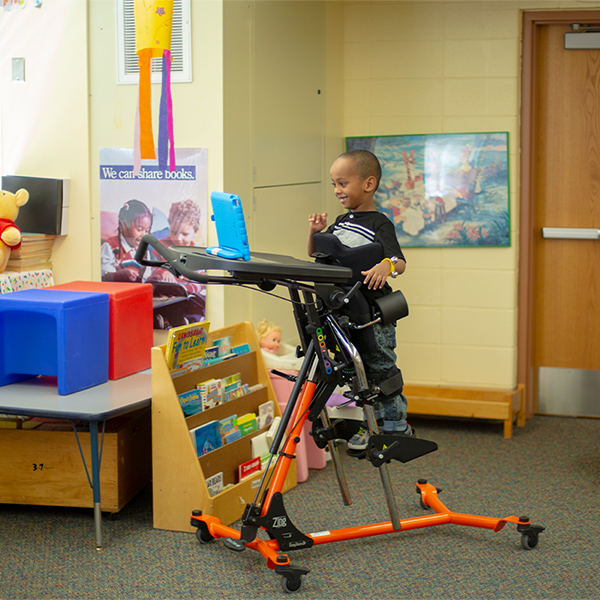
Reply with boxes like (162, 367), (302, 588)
(542, 227), (600, 240)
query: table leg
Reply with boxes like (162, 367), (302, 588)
(89, 421), (103, 549)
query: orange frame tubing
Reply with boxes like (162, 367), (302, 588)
(261, 380), (317, 513)
(191, 387), (533, 569)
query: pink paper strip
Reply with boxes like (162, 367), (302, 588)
(133, 90), (141, 176)
(165, 50), (176, 171)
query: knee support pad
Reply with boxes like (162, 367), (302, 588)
(369, 366), (404, 403)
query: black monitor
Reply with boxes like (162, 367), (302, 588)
(1, 175), (68, 235)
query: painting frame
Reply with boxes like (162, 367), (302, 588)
(346, 132), (511, 248)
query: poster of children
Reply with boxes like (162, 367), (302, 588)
(99, 148), (208, 329)
(346, 132), (510, 247)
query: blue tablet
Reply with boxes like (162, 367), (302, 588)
(206, 192), (251, 261)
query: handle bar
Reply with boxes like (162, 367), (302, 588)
(135, 235), (228, 284)
(135, 235), (315, 291)
(134, 235), (364, 309)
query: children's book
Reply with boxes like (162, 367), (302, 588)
(230, 384), (249, 401)
(197, 378), (223, 410)
(191, 421), (222, 456)
(231, 343), (250, 356)
(203, 346), (219, 361)
(266, 416), (282, 452)
(251, 431), (270, 461)
(218, 415), (238, 444)
(224, 429), (242, 444)
(221, 372), (242, 402)
(214, 336), (231, 357)
(238, 456), (261, 481)
(200, 343), (250, 368)
(205, 471), (224, 497)
(177, 389), (203, 417)
(237, 412), (258, 436)
(247, 383), (266, 395)
(257, 400), (275, 429)
(165, 321), (210, 374)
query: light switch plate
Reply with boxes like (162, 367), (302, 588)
(12, 58), (25, 82)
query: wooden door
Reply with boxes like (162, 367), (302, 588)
(528, 17), (600, 416)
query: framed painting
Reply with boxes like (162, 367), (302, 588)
(346, 132), (510, 247)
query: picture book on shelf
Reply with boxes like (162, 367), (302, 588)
(214, 336), (231, 357)
(203, 346), (219, 361)
(221, 372), (242, 402)
(231, 343), (250, 356)
(191, 421), (222, 456)
(218, 415), (238, 443)
(238, 456), (261, 481)
(200, 343), (251, 367)
(257, 400), (274, 429)
(224, 429), (242, 444)
(248, 383), (266, 394)
(197, 378), (223, 410)
(251, 431), (270, 464)
(165, 320), (210, 374)
(230, 384), (249, 401)
(266, 416), (282, 452)
(237, 412), (258, 436)
(177, 389), (203, 417)
(205, 471), (224, 497)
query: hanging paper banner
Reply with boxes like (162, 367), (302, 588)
(133, 0), (176, 173)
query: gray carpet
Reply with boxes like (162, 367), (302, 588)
(1, 414), (599, 599)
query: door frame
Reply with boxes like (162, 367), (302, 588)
(519, 10), (600, 417)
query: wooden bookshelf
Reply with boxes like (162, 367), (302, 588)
(152, 321), (296, 533)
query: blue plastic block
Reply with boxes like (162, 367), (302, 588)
(0, 289), (109, 395)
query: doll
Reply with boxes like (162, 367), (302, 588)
(255, 319), (281, 354)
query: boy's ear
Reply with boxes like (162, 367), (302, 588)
(364, 176), (378, 192)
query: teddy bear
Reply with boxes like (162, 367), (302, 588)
(0, 188), (30, 273)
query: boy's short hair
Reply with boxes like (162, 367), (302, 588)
(339, 149), (382, 190)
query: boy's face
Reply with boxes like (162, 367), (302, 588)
(330, 157), (377, 212)
(122, 214), (152, 248)
(170, 220), (197, 246)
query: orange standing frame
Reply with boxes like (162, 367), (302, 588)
(133, 233), (545, 595)
(190, 318), (545, 594)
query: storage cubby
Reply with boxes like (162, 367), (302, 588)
(152, 321), (297, 533)
(0, 408), (151, 512)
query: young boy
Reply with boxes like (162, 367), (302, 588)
(308, 149), (413, 450)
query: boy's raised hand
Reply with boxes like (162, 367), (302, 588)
(361, 261), (391, 290)
(308, 212), (328, 233)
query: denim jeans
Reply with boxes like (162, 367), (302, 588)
(363, 322), (408, 432)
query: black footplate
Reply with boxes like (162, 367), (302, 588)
(366, 435), (438, 466)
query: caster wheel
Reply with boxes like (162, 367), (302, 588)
(281, 575), (302, 593)
(196, 526), (214, 545)
(419, 497), (429, 510)
(521, 532), (538, 550)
